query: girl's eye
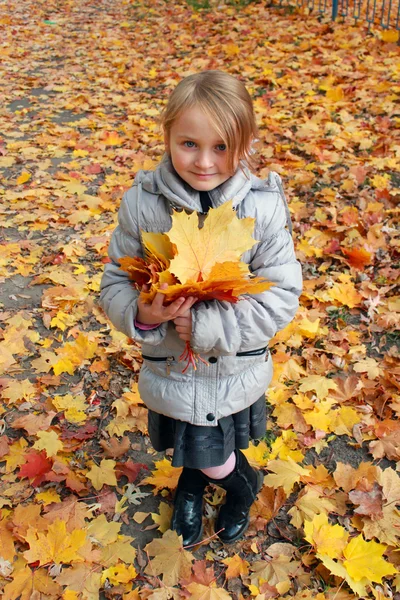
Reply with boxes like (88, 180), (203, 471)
(216, 144), (226, 151)
(184, 141), (196, 148)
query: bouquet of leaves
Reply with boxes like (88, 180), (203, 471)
(119, 201), (273, 372)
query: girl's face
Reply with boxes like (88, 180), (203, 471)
(165, 105), (238, 191)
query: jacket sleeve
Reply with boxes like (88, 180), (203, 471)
(99, 186), (168, 345)
(190, 187), (303, 355)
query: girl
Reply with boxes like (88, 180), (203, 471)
(99, 70), (303, 546)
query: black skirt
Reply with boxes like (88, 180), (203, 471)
(148, 395), (267, 469)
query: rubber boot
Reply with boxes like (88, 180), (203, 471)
(208, 449), (263, 544)
(170, 467), (207, 546)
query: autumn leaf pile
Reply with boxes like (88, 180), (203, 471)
(0, 0), (399, 598)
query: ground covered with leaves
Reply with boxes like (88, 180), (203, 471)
(0, 0), (399, 598)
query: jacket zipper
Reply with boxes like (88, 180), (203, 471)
(142, 355), (175, 376)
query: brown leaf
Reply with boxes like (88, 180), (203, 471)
(11, 412), (56, 435)
(100, 435), (131, 458)
(349, 481), (384, 520)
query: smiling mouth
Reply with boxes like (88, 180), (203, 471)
(193, 173), (215, 177)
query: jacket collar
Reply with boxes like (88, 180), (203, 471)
(137, 154), (264, 212)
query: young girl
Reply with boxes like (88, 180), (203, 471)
(99, 70), (302, 546)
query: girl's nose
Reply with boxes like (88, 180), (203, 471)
(194, 152), (214, 169)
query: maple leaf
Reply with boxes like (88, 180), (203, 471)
(250, 485), (286, 526)
(86, 514), (121, 546)
(167, 201), (257, 283)
(2, 378), (39, 405)
(11, 411), (57, 435)
(184, 582), (232, 599)
(99, 435), (131, 458)
(86, 459), (117, 490)
(342, 535), (397, 583)
(222, 554), (250, 579)
(100, 563), (137, 585)
(55, 562), (102, 597)
(0, 517), (16, 562)
(349, 481), (384, 521)
(145, 529), (194, 586)
(250, 553), (302, 594)
(32, 430), (64, 457)
(18, 450), (53, 486)
(299, 375), (338, 400)
(242, 440), (270, 467)
(151, 501), (173, 533)
(263, 458), (310, 494)
(289, 486), (338, 529)
(24, 519), (87, 566)
(2, 564), (62, 600)
(304, 513), (349, 559)
(115, 459), (147, 483)
(141, 458), (182, 492)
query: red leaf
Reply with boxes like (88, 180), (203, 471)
(19, 450), (53, 486)
(61, 422), (97, 440)
(115, 460), (148, 483)
(86, 163), (102, 174)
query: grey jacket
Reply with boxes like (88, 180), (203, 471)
(99, 156), (303, 426)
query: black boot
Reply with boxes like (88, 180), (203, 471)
(209, 450), (263, 544)
(170, 467), (207, 546)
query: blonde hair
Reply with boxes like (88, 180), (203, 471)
(159, 70), (259, 175)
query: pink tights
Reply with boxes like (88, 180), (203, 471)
(200, 451), (236, 479)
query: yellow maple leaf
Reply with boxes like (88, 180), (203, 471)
(222, 553), (250, 579)
(17, 171), (31, 184)
(86, 459), (117, 490)
(0, 517), (16, 561)
(2, 379), (38, 404)
(36, 489), (61, 505)
(304, 513), (348, 559)
(242, 441), (270, 467)
(289, 487), (337, 529)
(298, 317), (328, 339)
(142, 458), (182, 492)
(52, 394), (88, 424)
(328, 279), (362, 308)
(3, 563), (62, 600)
(353, 357), (382, 379)
(4, 438), (29, 473)
(299, 375), (338, 400)
(167, 201), (257, 283)
(343, 535), (397, 583)
(381, 29), (399, 42)
(87, 514), (121, 545)
(100, 563), (137, 585)
(33, 430), (64, 457)
(185, 582), (232, 599)
(330, 406), (361, 436)
(100, 537), (137, 568)
(151, 501), (173, 533)
(269, 431), (304, 463)
(263, 458), (310, 494)
(318, 553), (369, 597)
(145, 529), (194, 586)
(24, 519), (87, 565)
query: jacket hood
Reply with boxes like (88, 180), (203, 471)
(135, 154), (274, 212)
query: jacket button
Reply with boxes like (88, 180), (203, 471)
(206, 413), (215, 421)
(209, 356), (217, 363)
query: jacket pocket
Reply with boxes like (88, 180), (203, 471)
(142, 355), (175, 376)
(236, 347), (269, 357)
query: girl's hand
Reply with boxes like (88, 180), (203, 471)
(174, 309), (192, 342)
(136, 284), (196, 326)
